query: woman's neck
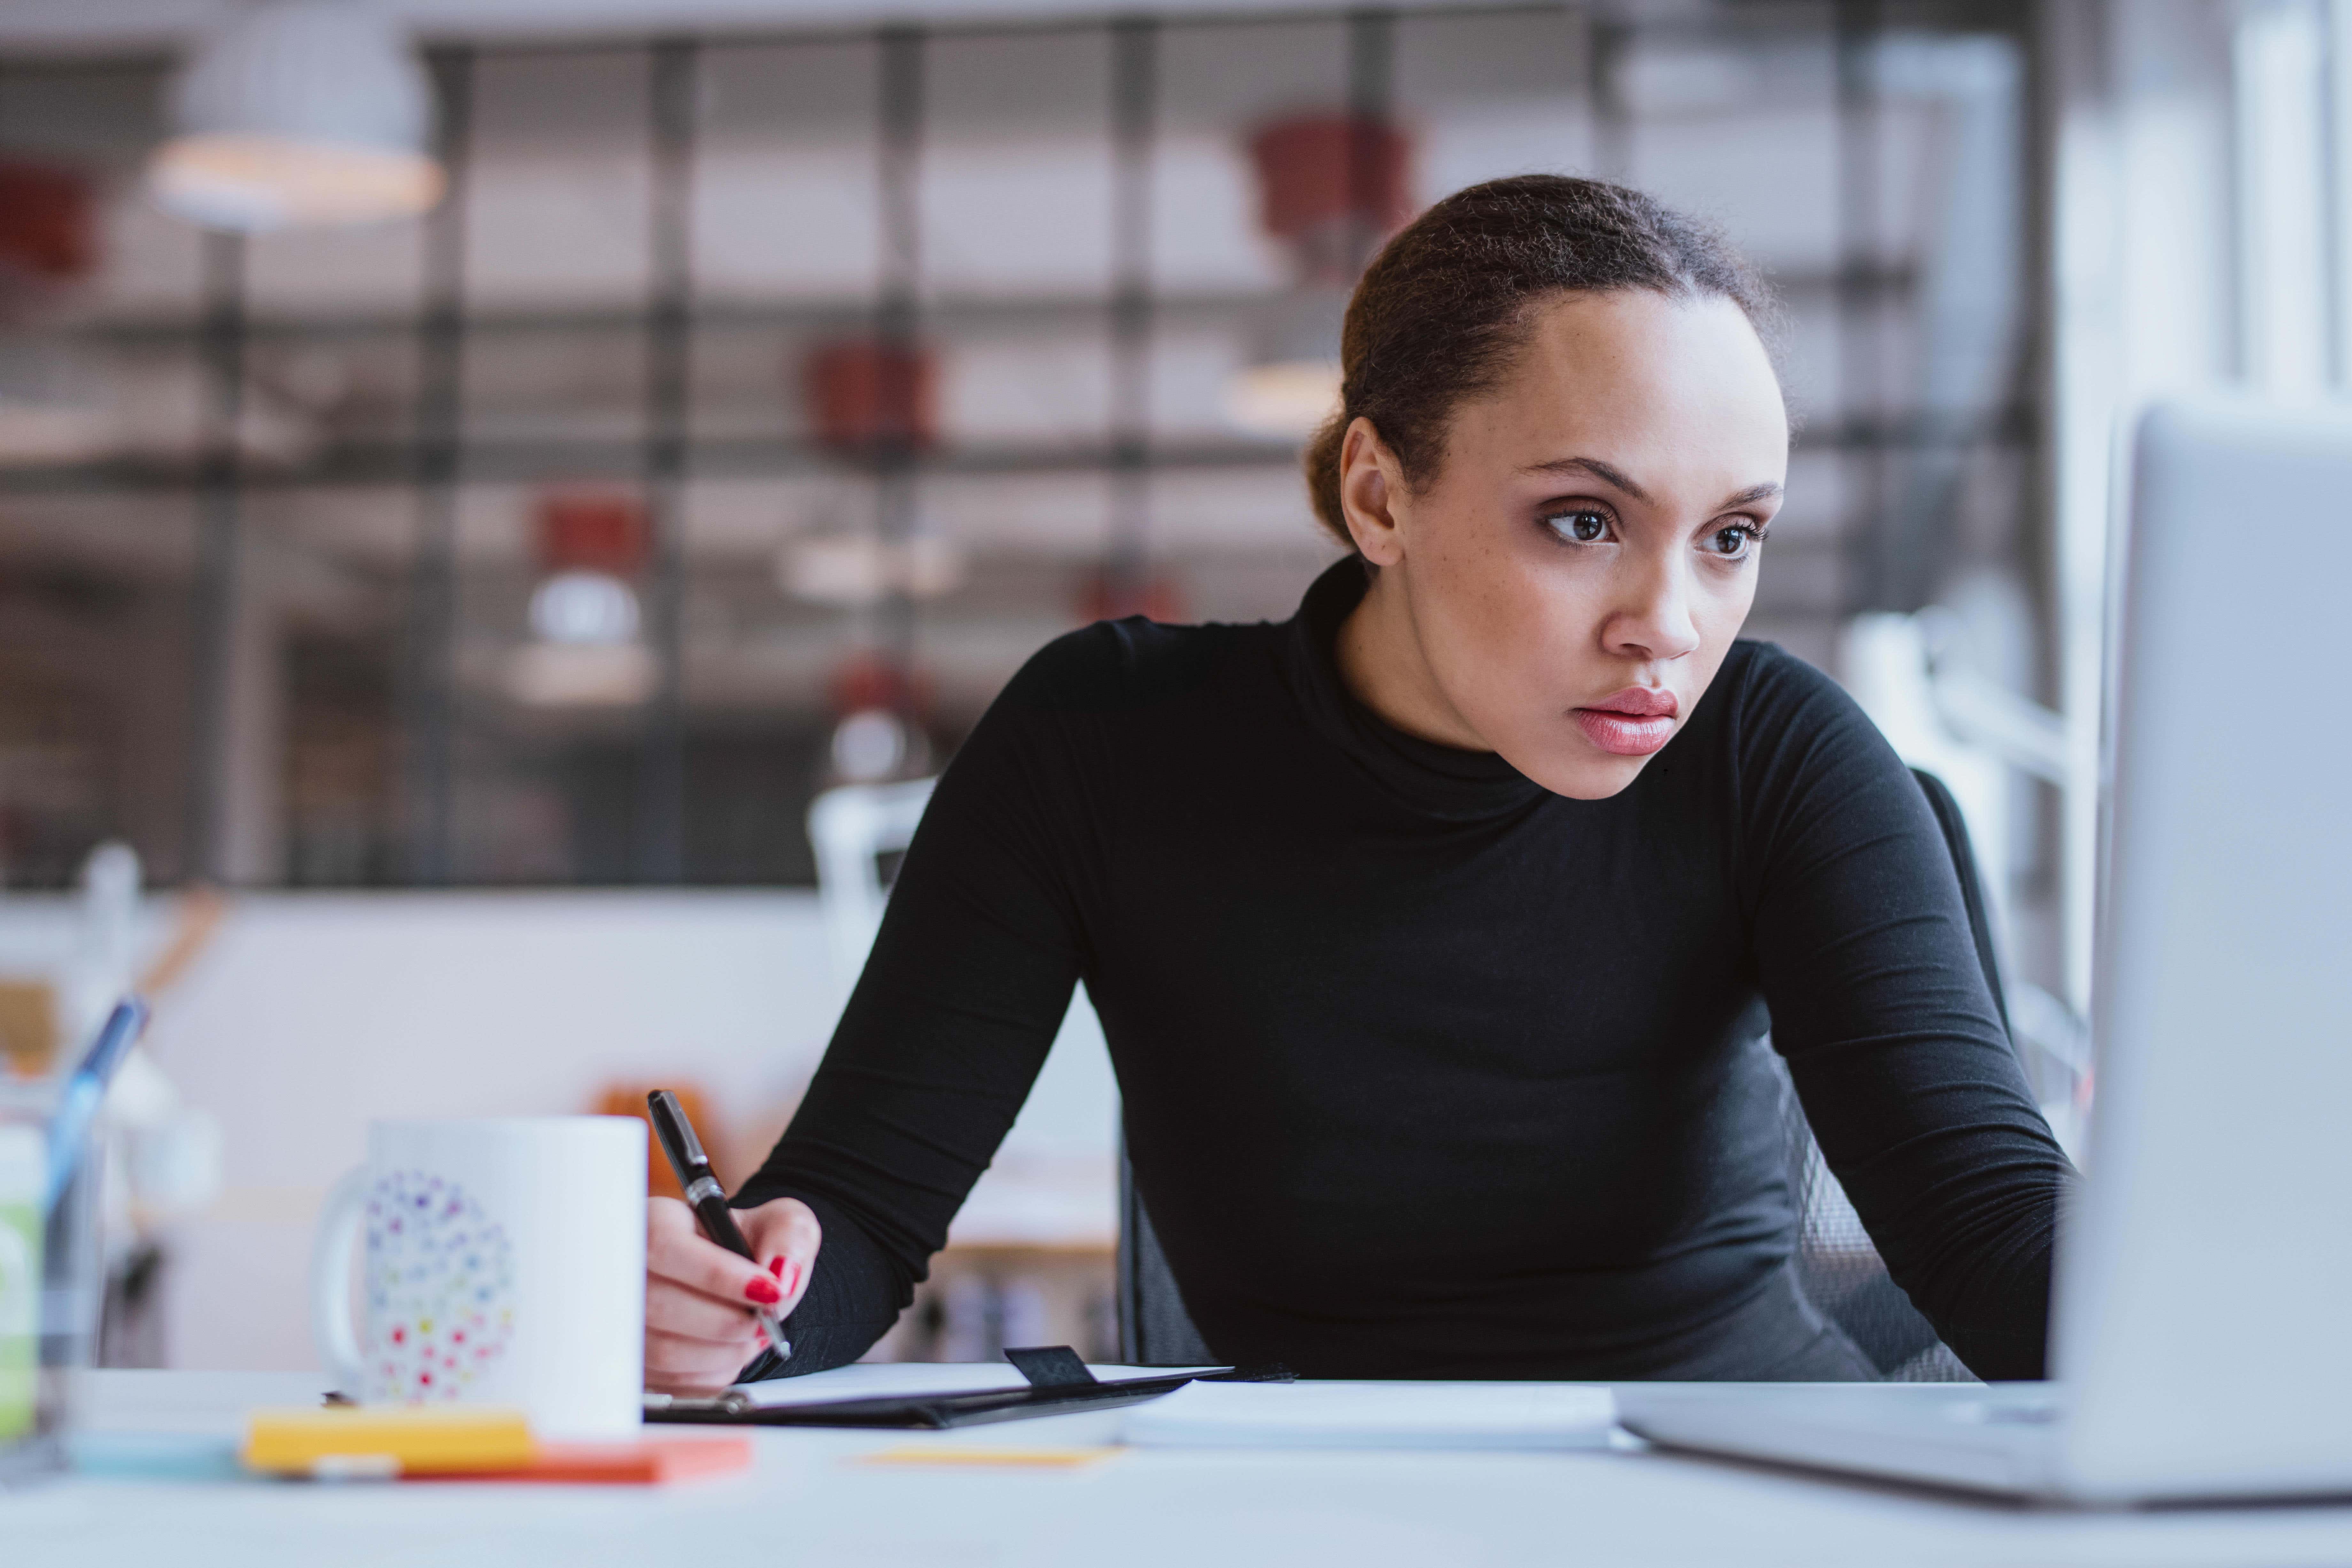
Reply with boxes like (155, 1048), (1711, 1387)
(1333, 564), (1494, 752)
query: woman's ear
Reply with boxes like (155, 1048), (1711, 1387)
(1338, 417), (1409, 567)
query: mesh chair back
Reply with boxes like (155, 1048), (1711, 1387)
(1117, 1161), (1214, 1366)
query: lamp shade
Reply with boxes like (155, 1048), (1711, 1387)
(1247, 114), (1411, 281)
(0, 164), (97, 284)
(149, 1), (442, 231)
(804, 339), (940, 454)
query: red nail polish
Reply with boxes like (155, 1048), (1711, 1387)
(745, 1276), (782, 1305)
(785, 1260), (802, 1297)
(768, 1256), (786, 1279)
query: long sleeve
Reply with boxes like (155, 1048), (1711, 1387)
(1732, 650), (2076, 1380)
(733, 631), (1114, 1374)
(728, 561), (2077, 1383)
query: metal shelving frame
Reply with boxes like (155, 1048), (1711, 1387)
(0, 0), (2042, 889)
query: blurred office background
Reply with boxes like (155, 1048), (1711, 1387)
(0, 0), (2334, 1371)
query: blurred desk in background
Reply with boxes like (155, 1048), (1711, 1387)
(872, 1156), (1119, 1363)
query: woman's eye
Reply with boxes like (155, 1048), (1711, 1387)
(1704, 524), (1759, 560)
(1548, 509), (1612, 544)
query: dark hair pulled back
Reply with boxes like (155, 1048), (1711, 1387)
(1304, 174), (1782, 549)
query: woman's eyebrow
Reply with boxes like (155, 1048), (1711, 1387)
(1520, 458), (1784, 511)
(1521, 456), (1650, 499)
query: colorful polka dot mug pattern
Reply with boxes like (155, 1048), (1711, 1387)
(312, 1118), (647, 1439)
(362, 1170), (516, 1403)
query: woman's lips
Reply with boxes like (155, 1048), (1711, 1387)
(1571, 687), (1679, 757)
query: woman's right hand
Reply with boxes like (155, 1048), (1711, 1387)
(644, 1194), (821, 1394)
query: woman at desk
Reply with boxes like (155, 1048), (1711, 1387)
(643, 175), (2074, 1390)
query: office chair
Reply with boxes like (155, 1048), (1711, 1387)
(1117, 767), (2015, 1379)
(1117, 1150), (1218, 1366)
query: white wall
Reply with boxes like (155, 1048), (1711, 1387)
(0, 889), (1117, 1371)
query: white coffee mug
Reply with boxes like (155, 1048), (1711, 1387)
(312, 1117), (646, 1438)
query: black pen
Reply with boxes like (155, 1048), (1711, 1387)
(646, 1089), (790, 1363)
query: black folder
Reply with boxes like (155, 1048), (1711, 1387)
(644, 1345), (1287, 1430)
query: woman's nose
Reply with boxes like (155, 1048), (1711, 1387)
(1602, 554), (1701, 664)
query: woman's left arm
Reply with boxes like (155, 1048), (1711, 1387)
(1735, 648), (2076, 1381)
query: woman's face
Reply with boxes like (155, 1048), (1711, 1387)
(1338, 288), (1788, 801)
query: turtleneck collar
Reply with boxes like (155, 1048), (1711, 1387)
(1279, 557), (1549, 823)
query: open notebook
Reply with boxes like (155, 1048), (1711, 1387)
(728, 1359), (1219, 1407)
(644, 1348), (1241, 1429)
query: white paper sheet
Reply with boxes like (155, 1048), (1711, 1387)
(726, 1361), (1215, 1408)
(1121, 1379), (1618, 1450)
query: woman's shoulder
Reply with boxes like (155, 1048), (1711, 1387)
(927, 615), (1284, 844)
(997, 614), (1283, 717)
(1714, 636), (1853, 719)
(1705, 637), (1909, 812)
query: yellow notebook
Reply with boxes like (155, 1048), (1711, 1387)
(242, 1407), (535, 1478)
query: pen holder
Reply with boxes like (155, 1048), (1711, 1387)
(0, 1082), (103, 1486)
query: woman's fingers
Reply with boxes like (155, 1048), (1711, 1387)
(644, 1195), (791, 1395)
(740, 1198), (823, 1314)
(645, 1326), (769, 1394)
(647, 1274), (767, 1346)
(646, 1195), (783, 1313)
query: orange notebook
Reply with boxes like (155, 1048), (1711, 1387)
(424, 1437), (754, 1485)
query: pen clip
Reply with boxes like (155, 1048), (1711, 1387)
(646, 1089), (709, 1172)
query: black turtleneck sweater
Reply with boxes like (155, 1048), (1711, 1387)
(738, 561), (2072, 1382)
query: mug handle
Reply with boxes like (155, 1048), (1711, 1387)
(310, 1168), (370, 1399)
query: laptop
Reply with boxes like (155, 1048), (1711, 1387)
(1616, 397), (2352, 1504)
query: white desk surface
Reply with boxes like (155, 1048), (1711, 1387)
(10, 1371), (2352, 1567)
